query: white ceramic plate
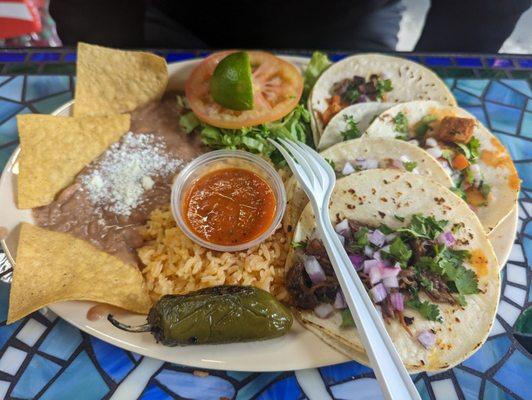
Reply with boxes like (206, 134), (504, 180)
(0, 57), (517, 371)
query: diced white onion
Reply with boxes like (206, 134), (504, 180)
(370, 283), (387, 303)
(383, 275), (399, 288)
(425, 137), (438, 147)
(334, 291), (347, 309)
(408, 139), (419, 146)
(399, 155), (410, 163)
(335, 219), (349, 234)
(314, 303), (334, 319)
(369, 229), (386, 247)
(426, 147), (443, 159)
(304, 256), (326, 284)
(369, 266), (382, 284)
(364, 245), (374, 258)
(363, 259), (381, 274)
(417, 330), (436, 349)
(342, 162), (356, 176)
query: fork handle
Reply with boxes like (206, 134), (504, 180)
(314, 209), (421, 400)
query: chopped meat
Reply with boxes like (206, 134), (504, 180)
(380, 296), (395, 320)
(285, 262), (319, 309)
(319, 95), (345, 125)
(420, 271), (457, 305)
(409, 238), (432, 263)
(435, 116), (476, 143)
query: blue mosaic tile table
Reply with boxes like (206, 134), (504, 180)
(0, 50), (530, 400)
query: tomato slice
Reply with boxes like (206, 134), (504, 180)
(185, 51), (303, 129)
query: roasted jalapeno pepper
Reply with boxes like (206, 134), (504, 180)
(108, 285), (293, 345)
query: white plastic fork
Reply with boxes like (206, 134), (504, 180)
(270, 138), (421, 400)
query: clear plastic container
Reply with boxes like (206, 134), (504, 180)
(171, 150), (286, 252)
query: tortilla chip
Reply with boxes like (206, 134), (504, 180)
(8, 223), (151, 323)
(17, 114), (130, 209)
(74, 43), (168, 117)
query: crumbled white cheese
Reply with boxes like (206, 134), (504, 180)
(142, 176), (155, 190)
(82, 132), (181, 216)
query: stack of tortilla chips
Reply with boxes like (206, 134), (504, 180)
(9, 43), (168, 323)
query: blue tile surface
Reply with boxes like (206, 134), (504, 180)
(139, 382), (173, 400)
(89, 337), (135, 383)
(25, 76), (70, 102)
(462, 336), (512, 373)
(155, 369), (235, 400)
(0, 52), (530, 400)
(0, 77), (24, 102)
(12, 354), (61, 399)
(454, 368), (482, 400)
(256, 375), (303, 400)
(39, 351), (109, 400)
(319, 361), (372, 385)
(493, 350), (532, 399)
(38, 319), (83, 360)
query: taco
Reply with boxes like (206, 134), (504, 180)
(309, 54), (456, 146)
(285, 170), (500, 372)
(282, 138), (454, 250)
(365, 100), (520, 233)
(317, 103), (393, 150)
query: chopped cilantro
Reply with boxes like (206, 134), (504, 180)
(377, 224), (394, 235)
(467, 137), (481, 161)
(291, 241), (307, 249)
(394, 112), (409, 133)
(420, 276), (434, 291)
(441, 149), (455, 164)
(414, 114), (437, 139)
(455, 142), (471, 159)
(394, 215), (405, 222)
(382, 237), (412, 268)
(340, 309), (355, 328)
(347, 227), (370, 252)
(464, 168), (475, 184)
(415, 245), (479, 305)
(343, 87), (360, 103)
(398, 214), (448, 240)
(325, 158), (336, 170)
(451, 186), (467, 201)
(340, 115), (362, 141)
(453, 268), (480, 296)
(479, 181), (491, 198)
(376, 79), (393, 100)
(403, 161), (417, 172)
(406, 296), (443, 323)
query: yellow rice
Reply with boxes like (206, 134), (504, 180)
(138, 207), (289, 302)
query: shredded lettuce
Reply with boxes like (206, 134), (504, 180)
(191, 105), (311, 165)
(302, 51), (332, 104)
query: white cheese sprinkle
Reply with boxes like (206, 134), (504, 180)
(82, 132), (181, 216)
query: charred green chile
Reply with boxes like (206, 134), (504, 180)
(108, 285), (293, 345)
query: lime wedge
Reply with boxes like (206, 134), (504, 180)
(211, 52), (254, 111)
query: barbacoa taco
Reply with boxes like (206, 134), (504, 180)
(285, 169), (500, 372)
(309, 54), (456, 147)
(365, 100), (520, 233)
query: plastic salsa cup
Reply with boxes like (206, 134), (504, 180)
(171, 150), (286, 252)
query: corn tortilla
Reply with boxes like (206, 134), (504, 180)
(17, 113), (130, 209)
(8, 223), (151, 323)
(74, 43), (168, 117)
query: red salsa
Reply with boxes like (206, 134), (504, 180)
(182, 167), (277, 246)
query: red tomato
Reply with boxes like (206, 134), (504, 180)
(185, 51), (303, 129)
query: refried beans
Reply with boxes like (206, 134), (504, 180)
(33, 92), (207, 265)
